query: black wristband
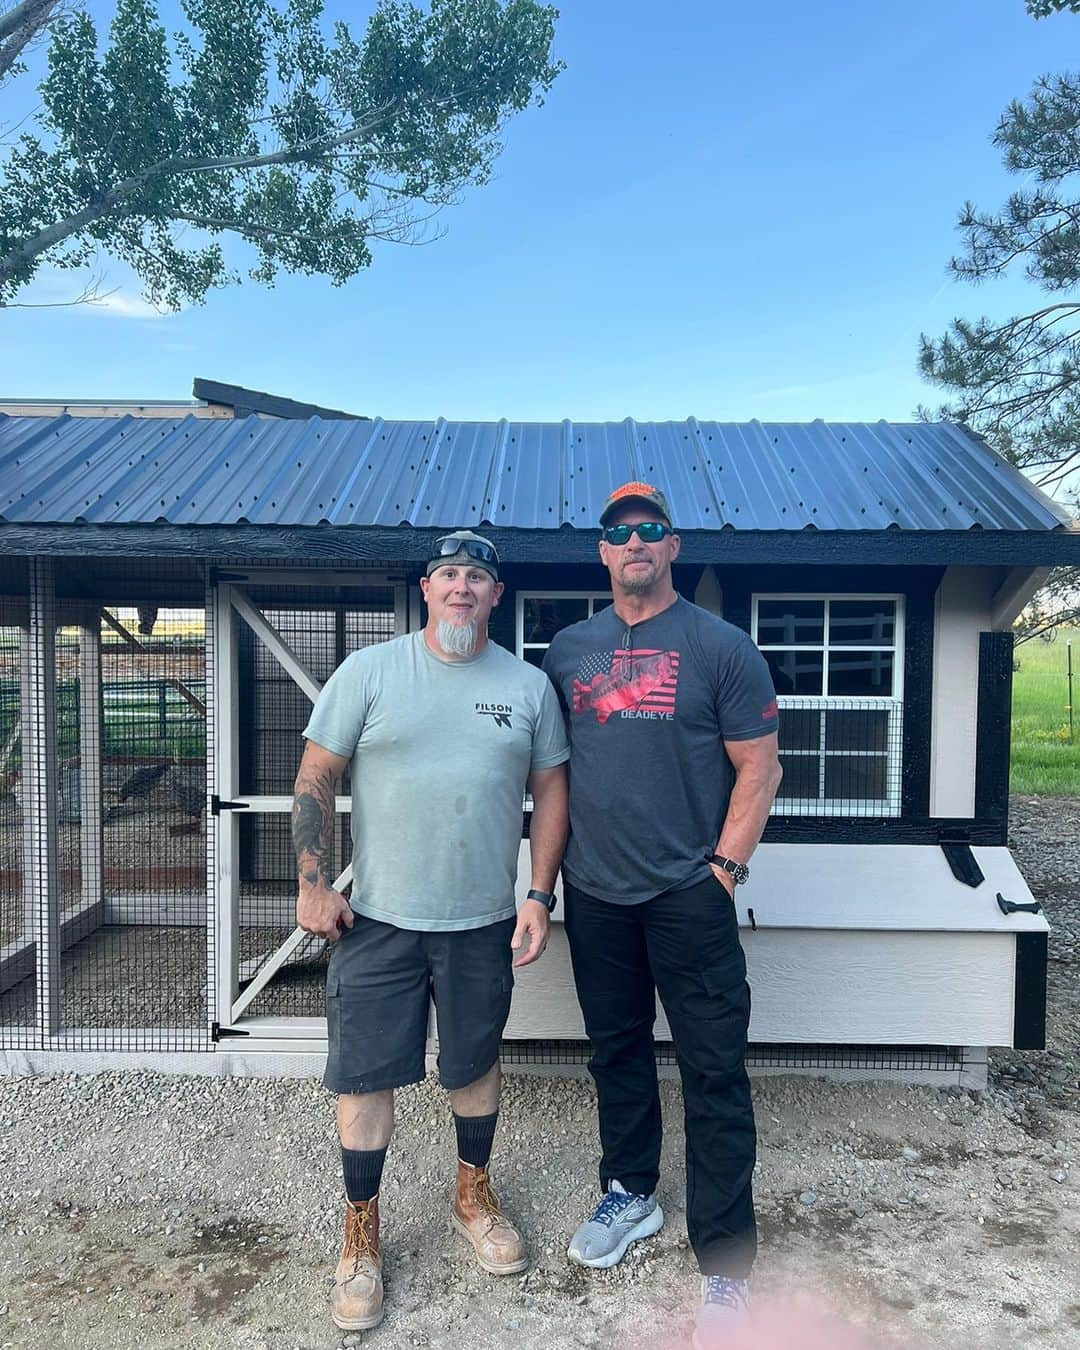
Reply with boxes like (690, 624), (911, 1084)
(526, 888), (557, 912)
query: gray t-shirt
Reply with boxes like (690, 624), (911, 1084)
(542, 596), (778, 905)
(303, 631), (569, 931)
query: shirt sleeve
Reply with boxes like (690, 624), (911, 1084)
(716, 631), (780, 742)
(530, 676), (571, 769)
(540, 640), (571, 723)
(301, 651), (371, 759)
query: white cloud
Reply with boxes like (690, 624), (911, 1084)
(12, 264), (177, 318)
(90, 291), (169, 320)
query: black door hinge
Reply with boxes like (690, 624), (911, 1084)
(211, 795), (250, 815)
(211, 1022), (251, 1041)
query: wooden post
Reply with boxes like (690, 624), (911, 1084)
(78, 610), (103, 928)
(204, 576), (218, 1045)
(27, 559), (60, 1039)
(214, 582), (240, 1027)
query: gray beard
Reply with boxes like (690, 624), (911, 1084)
(435, 618), (479, 657)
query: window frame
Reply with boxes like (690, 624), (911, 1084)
(516, 590), (613, 665)
(752, 592), (906, 818)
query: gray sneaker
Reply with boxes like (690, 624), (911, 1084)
(692, 1275), (751, 1348)
(566, 1180), (664, 1269)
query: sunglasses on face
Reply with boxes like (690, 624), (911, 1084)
(430, 536), (500, 567)
(602, 521), (674, 545)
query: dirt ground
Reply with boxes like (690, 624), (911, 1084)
(0, 796), (1078, 1350)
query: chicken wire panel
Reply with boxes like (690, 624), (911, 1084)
(55, 605), (209, 1050)
(234, 588), (398, 1021)
(773, 697), (904, 817)
(500, 1041), (967, 1073)
(0, 625), (33, 1042)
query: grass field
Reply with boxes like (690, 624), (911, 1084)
(1011, 628), (1080, 795)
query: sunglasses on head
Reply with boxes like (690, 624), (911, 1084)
(430, 535), (500, 567)
(602, 521), (674, 545)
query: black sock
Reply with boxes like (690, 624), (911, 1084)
(454, 1111), (498, 1168)
(341, 1146), (387, 1203)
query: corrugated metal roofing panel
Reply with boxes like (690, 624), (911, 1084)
(0, 414), (1071, 532)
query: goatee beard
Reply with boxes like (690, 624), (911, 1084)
(620, 569), (655, 594)
(436, 617), (479, 657)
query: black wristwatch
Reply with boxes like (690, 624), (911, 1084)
(526, 888), (557, 912)
(707, 854), (750, 886)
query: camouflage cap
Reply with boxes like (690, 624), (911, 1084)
(599, 481), (673, 527)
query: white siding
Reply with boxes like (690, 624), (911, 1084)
(930, 567), (995, 817)
(504, 926), (1018, 1047)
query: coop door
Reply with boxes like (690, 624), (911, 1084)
(211, 573), (406, 1038)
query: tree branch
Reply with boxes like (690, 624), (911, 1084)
(0, 0), (59, 81)
(0, 95), (405, 287)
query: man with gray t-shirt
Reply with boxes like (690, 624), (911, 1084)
(293, 530), (569, 1333)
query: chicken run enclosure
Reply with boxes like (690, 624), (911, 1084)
(1, 559), (403, 1057)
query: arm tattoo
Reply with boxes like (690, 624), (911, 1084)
(292, 766), (336, 886)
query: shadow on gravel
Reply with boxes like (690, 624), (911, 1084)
(15, 1213), (290, 1329)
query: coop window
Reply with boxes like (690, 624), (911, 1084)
(516, 592), (613, 668)
(752, 595), (904, 818)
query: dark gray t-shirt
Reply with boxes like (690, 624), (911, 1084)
(542, 596), (779, 905)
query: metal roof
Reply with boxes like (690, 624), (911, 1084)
(0, 414), (1071, 533)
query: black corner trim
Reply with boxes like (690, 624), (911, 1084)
(940, 840), (985, 888)
(975, 632), (1013, 832)
(212, 1024), (252, 1039)
(1013, 932), (1048, 1050)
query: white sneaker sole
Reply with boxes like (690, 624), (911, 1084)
(566, 1204), (665, 1269)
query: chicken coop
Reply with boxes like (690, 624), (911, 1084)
(1, 411), (1077, 1086)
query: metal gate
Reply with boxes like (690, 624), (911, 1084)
(210, 571), (406, 1045)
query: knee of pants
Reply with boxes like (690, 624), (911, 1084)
(581, 999), (657, 1056)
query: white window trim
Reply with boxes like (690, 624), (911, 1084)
(516, 590), (612, 658)
(752, 594), (905, 818)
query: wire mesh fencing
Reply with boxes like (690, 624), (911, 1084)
(0, 594), (211, 1051)
(232, 586), (399, 1023)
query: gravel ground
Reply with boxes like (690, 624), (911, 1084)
(0, 796), (1078, 1350)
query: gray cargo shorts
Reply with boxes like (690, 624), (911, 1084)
(323, 912), (516, 1095)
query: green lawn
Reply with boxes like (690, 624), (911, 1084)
(1011, 628), (1080, 795)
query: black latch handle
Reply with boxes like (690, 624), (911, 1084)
(997, 892), (1042, 917)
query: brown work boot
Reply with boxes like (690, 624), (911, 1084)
(331, 1196), (383, 1330)
(451, 1159), (528, 1275)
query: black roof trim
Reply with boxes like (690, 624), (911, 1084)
(2, 523), (1079, 566)
(192, 378), (366, 421)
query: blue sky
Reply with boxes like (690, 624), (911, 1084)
(4, 0), (1077, 422)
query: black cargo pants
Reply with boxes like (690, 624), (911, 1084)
(563, 873), (757, 1278)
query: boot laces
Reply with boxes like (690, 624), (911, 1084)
(472, 1169), (507, 1225)
(343, 1203), (378, 1272)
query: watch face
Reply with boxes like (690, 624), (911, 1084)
(733, 863), (750, 885)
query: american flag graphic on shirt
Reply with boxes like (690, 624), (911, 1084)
(572, 649), (681, 724)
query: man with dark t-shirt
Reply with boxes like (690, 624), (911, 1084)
(542, 483), (782, 1347)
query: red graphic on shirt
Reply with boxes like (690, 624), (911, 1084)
(572, 649), (680, 724)
(762, 697), (778, 721)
